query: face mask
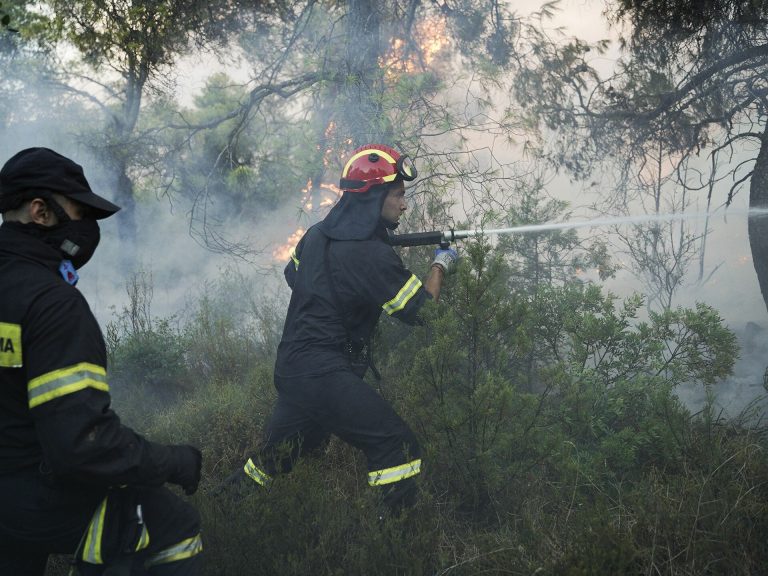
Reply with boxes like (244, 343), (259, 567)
(42, 218), (101, 269)
(37, 196), (101, 269)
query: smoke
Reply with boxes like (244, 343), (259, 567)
(677, 322), (768, 420)
(2, 0), (766, 420)
(0, 34), (313, 322)
(0, 122), (295, 329)
(80, 200), (290, 322)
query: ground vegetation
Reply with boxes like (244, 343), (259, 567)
(41, 245), (767, 576)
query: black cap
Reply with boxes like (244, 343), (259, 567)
(0, 147), (121, 219)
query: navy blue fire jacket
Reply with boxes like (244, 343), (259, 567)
(275, 223), (430, 378)
(0, 222), (178, 485)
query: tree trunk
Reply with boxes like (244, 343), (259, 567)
(748, 129), (768, 313)
(114, 166), (136, 242)
(104, 74), (144, 246)
(343, 0), (384, 143)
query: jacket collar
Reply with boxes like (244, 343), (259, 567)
(0, 221), (64, 273)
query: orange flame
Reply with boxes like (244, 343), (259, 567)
(272, 122), (353, 262)
(322, 123), (335, 167)
(380, 16), (450, 76)
(273, 227), (306, 262)
(320, 182), (341, 195)
(299, 179), (313, 211)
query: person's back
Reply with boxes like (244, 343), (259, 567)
(276, 223), (424, 378)
(0, 147), (204, 576)
(275, 224), (351, 377)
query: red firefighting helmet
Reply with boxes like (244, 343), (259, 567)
(339, 144), (417, 194)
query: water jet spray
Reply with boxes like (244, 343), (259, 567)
(389, 208), (768, 248)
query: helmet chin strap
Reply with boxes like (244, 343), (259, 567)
(381, 217), (399, 230)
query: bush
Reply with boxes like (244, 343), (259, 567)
(77, 253), (768, 576)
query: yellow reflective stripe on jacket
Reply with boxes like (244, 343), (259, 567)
(368, 458), (422, 486)
(28, 362), (108, 409)
(81, 496), (108, 564)
(145, 534), (203, 567)
(382, 274), (422, 315)
(290, 248), (300, 271)
(244, 458), (272, 486)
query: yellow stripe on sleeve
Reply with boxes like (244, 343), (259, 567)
(382, 274), (422, 315)
(28, 362), (109, 408)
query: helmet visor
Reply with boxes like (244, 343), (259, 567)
(397, 155), (418, 182)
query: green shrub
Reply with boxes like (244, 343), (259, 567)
(82, 254), (768, 576)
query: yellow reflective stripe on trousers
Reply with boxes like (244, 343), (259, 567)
(136, 524), (150, 551)
(382, 274), (422, 315)
(145, 534), (203, 567)
(368, 458), (422, 486)
(28, 362), (108, 408)
(290, 248), (300, 271)
(81, 496), (108, 564)
(244, 458), (272, 486)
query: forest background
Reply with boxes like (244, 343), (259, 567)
(2, 0), (768, 573)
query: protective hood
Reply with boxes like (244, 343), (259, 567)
(318, 186), (391, 241)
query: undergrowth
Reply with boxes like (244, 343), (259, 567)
(46, 256), (768, 575)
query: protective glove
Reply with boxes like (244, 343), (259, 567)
(168, 445), (202, 496)
(431, 247), (458, 275)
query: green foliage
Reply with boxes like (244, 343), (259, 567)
(198, 448), (444, 576)
(497, 181), (617, 294)
(105, 267), (280, 420)
(4, 0), (542, 258)
(611, 0), (768, 56)
(109, 316), (187, 400)
(442, 0), (520, 67)
(0, 3), (10, 29)
(51, 0), (242, 72)
(93, 260), (768, 576)
(554, 500), (642, 575)
(106, 270), (188, 411)
(165, 72), (312, 217)
(387, 241), (532, 517)
(14, 0), (764, 571)
(0, 1), (53, 39)
(513, 0), (768, 315)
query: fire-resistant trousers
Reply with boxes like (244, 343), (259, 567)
(0, 466), (202, 576)
(247, 369), (422, 509)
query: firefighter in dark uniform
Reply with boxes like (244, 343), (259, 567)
(0, 148), (204, 575)
(230, 144), (457, 510)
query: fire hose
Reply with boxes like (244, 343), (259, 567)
(389, 227), (532, 249)
(387, 209), (768, 249)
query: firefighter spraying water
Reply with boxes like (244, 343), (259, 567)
(221, 144), (458, 512)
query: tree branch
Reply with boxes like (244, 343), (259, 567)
(603, 43), (768, 122)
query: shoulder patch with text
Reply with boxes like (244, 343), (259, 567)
(0, 322), (22, 368)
